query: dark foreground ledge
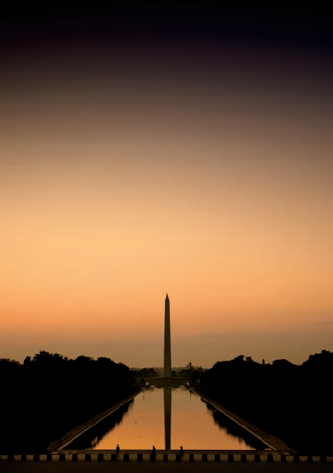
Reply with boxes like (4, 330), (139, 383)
(1, 451), (333, 463)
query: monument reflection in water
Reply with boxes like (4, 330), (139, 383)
(66, 387), (267, 450)
(164, 386), (171, 449)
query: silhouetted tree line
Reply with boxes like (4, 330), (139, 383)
(199, 350), (333, 454)
(178, 366), (205, 383)
(132, 367), (158, 378)
(0, 351), (136, 453)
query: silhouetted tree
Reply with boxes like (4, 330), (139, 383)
(23, 356), (31, 365)
(0, 352), (136, 453)
(199, 351), (333, 454)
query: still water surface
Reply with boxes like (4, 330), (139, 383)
(67, 387), (267, 450)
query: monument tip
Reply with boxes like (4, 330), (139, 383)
(166, 293), (169, 300)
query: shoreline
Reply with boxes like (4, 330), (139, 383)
(193, 387), (295, 452)
(47, 387), (141, 452)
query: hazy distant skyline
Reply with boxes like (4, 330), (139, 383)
(1, 6), (332, 366)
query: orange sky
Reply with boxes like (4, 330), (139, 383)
(0, 41), (332, 366)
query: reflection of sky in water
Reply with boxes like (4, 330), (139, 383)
(71, 387), (267, 450)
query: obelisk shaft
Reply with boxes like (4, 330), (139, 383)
(164, 294), (171, 377)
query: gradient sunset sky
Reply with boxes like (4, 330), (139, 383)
(1, 5), (332, 366)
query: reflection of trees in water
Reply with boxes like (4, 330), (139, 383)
(203, 400), (267, 450)
(66, 399), (134, 449)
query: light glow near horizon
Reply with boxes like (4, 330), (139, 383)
(1, 43), (332, 366)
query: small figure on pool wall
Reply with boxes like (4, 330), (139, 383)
(116, 444), (120, 455)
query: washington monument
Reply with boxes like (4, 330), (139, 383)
(164, 293), (172, 377)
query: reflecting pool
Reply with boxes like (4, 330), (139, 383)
(67, 387), (268, 450)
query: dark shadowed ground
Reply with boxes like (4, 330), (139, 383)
(0, 459), (333, 473)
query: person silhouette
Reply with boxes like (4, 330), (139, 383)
(116, 444), (120, 455)
(180, 446), (183, 456)
(152, 446), (156, 455)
